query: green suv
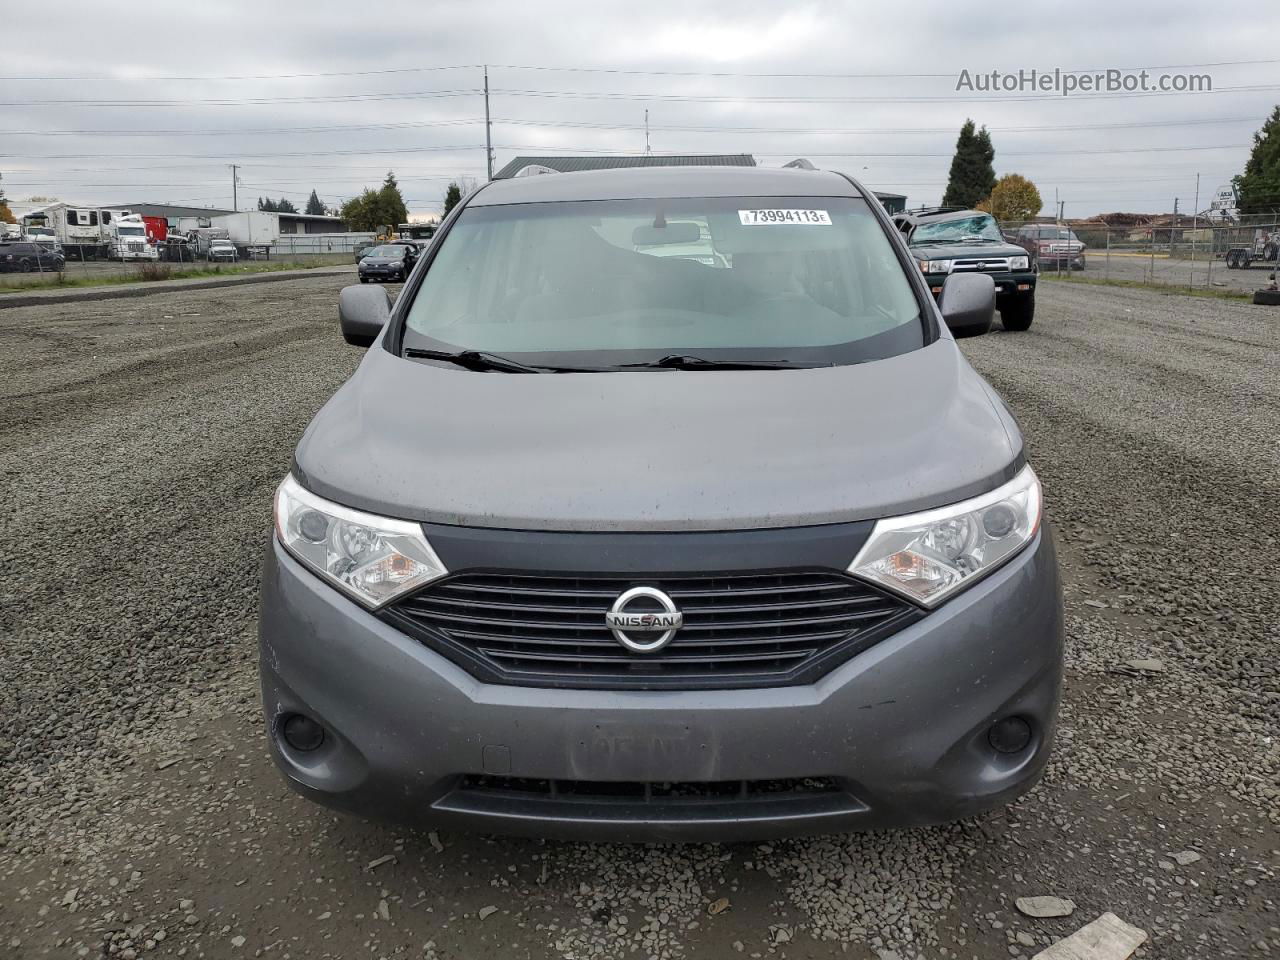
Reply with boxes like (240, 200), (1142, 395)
(892, 208), (1037, 332)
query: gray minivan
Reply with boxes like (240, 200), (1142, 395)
(260, 167), (1063, 841)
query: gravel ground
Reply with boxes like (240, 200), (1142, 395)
(1054, 252), (1277, 294)
(0, 277), (1276, 959)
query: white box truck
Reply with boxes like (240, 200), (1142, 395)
(213, 212), (279, 247)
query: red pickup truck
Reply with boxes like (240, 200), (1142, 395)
(1014, 224), (1086, 271)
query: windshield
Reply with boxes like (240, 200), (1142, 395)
(367, 245), (406, 258)
(910, 214), (1003, 244)
(402, 196), (923, 367)
(117, 226), (144, 237)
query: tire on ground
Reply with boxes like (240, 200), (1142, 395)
(1000, 294), (1035, 332)
(1253, 289), (1280, 306)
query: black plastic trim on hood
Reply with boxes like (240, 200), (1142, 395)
(417, 518), (877, 574)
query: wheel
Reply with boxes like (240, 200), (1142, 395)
(1226, 251), (1240, 269)
(1000, 294), (1035, 332)
(1264, 242), (1278, 262)
(18, 260), (32, 273)
(359, 276), (369, 283)
(1254, 289), (1280, 306)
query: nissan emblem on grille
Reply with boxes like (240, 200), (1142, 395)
(605, 586), (683, 653)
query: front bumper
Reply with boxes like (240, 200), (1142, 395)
(925, 271), (1037, 299)
(358, 266), (404, 279)
(259, 531), (1063, 841)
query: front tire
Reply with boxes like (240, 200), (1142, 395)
(1000, 294), (1035, 332)
(359, 276), (369, 283)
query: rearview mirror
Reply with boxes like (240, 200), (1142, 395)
(339, 284), (392, 347)
(938, 273), (995, 337)
(632, 221), (701, 246)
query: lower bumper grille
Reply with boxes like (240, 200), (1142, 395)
(382, 570), (918, 689)
(458, 775), (841, 803)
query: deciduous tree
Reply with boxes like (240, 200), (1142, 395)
(977, 173), (1042, 223)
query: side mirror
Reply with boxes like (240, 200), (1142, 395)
(938, 273), (995, 337)
(339, 284), (392, 347)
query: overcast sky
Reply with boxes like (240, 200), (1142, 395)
(3, 0), (1276, 219)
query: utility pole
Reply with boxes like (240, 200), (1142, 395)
(1191, 172), (1201, 284)
(1055, 190), (1063, 276)
(483, 65), (493, 181)
(229, 164), (239, 212)
(644, 109), (651, 155)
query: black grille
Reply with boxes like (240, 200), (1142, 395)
(382, 570), (918, 689)
(457, 775), (841, 803)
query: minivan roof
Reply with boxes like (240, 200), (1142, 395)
(467, 166), (865, 206)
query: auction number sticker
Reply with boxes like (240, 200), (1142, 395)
(738, 208), (831, 225)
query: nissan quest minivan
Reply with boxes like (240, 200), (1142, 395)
(259, 166), (1063, 841)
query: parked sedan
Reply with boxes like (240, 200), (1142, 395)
(357, 243), (418, 283)
(0, 241), (66, 273)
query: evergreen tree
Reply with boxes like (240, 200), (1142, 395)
(941, 120), (997, 209)
(1234, 105), (1280, 215)
(442, 182), (463, 217)
(305, 189), (326, 216)
(275, 197), (298, 214)
(378, 171), (407, 228)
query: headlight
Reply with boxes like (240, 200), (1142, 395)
(274, 474), (447, 608)
(918, 259), (952, 274)
(848, 465), (1042, 608)
(1009, 255), (1030, 270)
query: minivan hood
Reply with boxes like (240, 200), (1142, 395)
(294, 338), (1022, 532)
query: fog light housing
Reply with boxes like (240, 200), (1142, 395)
(281, 713), (325, 752)
(987, 716), (1032, 754)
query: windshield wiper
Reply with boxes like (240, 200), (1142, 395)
(404, 348), (595, 373)
(621, 354), (825, 371)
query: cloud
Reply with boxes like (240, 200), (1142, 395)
(1, 0), (1274, 217)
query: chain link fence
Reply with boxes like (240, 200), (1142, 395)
(1, 233), (376, 288)
(1000, 215), (1279, 294)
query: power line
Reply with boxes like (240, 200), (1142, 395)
(491, 83), (1280, 104)
(1, 56), (1277, 82)
(6, 81), (1280, 109)
(1, 114), (1262, 139)
(0, 119), (486, 137)
(1, 145), (488, 160)
(3, 142), (1249, 162)
(0, 89), (481, 107)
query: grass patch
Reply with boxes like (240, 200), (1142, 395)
(1040, 272), (1254, 303)
(0, 258), (347, 294)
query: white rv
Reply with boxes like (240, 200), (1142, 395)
(20, 202), (132, 258)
